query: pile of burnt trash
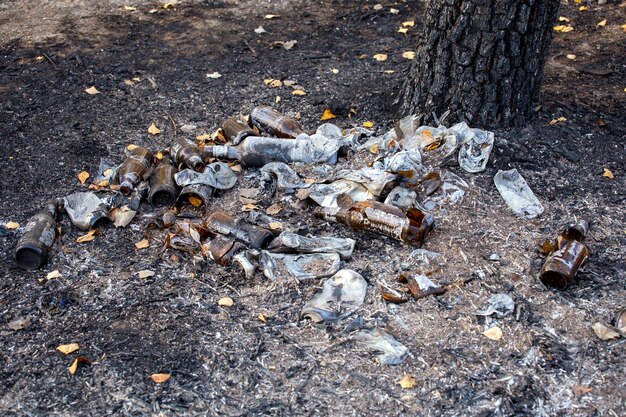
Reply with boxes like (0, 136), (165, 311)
(12, 106), (591, 364)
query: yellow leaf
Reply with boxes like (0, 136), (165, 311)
(137, 270), (155, 279)
(402, 51), (416, 60)
(292, 89), (306, 96)
(566, 54), (576, 60)
(155, 151), (163, 160)
(548, 116), (567, 125)
(553, 25), (574, 33)
(196, 133), (212, 141)
(275, 95), (281, 104)
(384, 70), (395, 74)
(127, 144), (139, 151)
(402, 21), (415, 27)
(269, 79), (282, 88)
(373, 54), (387, 61)
(369, 143), (380, 154)
(76, 230), (97, 243)
(135, 238), (150, 249)
(399, 374), (417, 389)
(264, 14), (280, 19)
(56, 343), (79, 355)
(579, 6), (588, 11)
(602, 168), (614, 179)
(148, 123), (161, 135)
(258, 313), (266, 323)
(84, 86), (100, 95)
(320, 108), (337, 121)
(46, 270), (62, 280)
(150, 373), (171, 383)
(77, 171), (90, 184)
(241, 203), (260, 212)
(188, 195), (203, 207)
(124, 5), (136, 11)
(268, 222), (283, 230)
(218, 297), (234, 307)
(163, 2), (177, 9)
(5, 221), (20, 230)
(621, 24), (626, 33)
(331, 68), (339, 74)
(597, 19), (607, 27)
(483, 326), (503, 340)
(68, 357), (90, 375)
(558, 16), (570, 22)
(398, 27), (408, 34)
(362, 121), (374, 128)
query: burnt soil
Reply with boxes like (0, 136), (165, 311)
(0, 1), (624, 416)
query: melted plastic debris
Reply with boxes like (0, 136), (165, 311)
(301, 269), (367, 323)
(354, 328), (408, 365)
(494, 168), (544, 219)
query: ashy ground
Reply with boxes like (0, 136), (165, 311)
(0, 1), (624, 416)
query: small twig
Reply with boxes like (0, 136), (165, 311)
(244, 40), (257, 57)
(43, 53), (57, 68)
(165, 111), (177, 135)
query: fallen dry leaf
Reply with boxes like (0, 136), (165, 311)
(76, 230), (97, 243)
(591, 322), (619, 340)
(127, 144), (139, 151)
(56, 343), (80, 355)
(46, 270), (62, 280)
(113, 206), (136, 228)
(137, 270), (155, 279)
(206, 72), (222, 79)
(558, 16), (570, 23)
(77, 171), (90, 185)
(621, 24), (626, 33)
(135, 238), (150, 249)
(150, 373), (171, 383)
(69, 357), (90, 375)
(398, 27), (408, 34)
(148, 123), (161, 135)
(241, 203), (260, 212)
(258, 313), (267, 323)
(275, 95), (281, 103)
(399, 374), (417, 389)
(264, 14), (280, 19)
(362, 121), (374, 128)
(602, 168), (614, 179)
(553, 25), (574, 33)
(331, 68), (339, 74)
(264, 79), (282, 88)
(548, 116), (567, 125)
(124, 5), (136, 11)
(218, 297), (234, 307)
(402, 51), (416, 60)
(483, 326), (503, 340)
(8, 317), (31, 331)
(579, 6), (588, 11)
(266, 203), (283, 215)
(5, 221), (20, 230)
(572, 385), (592, 397)
(566, 54), (576, 60)
(390, 8), (399, 14)
(268, 222), (283, 230)
(373, 54), (388, 61)
(597, 19), (607, 27)
(321, 108), (337, 121)
(384, 70), (395, 74)
(155, 151), (163, 160)
(254, 25), (266, 34)
(369, 143), (380, 154)
(402, 21), (415, 27)
(84, 86), (100, 95)
(292, 89), (306, 96)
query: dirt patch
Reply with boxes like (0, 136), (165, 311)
(0, 1), (624, 416)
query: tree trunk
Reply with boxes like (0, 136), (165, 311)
(398, 0), (560, 127)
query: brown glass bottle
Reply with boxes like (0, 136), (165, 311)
(14, 198), (63, 270)
(220, 118), (257, 145)
(149, 155), (179, 207)
(250, 106), (304, 138)
(207, 235), (244, 266)
(118, 146), (153, 196)
(314, 201), (435, 247)
(540, 220), (589, 289)
(205, 211), (275, 249)
(171, 138), (205, 172)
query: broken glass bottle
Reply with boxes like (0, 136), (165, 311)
(314, 201), (435, 247)
(220, 118), (257, 145)
(14, 198), (63, 270)
(540, 220), (589, 289)
(118, 146), (153, 196)
(171, 137), (205, 172)
(250, 106), (304, 138)
(203, 135), (341, 168)
(149, 155), (179, 207)
(204, 211), (275, 249)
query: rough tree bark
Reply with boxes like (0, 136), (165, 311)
(398, 0), (560, 127)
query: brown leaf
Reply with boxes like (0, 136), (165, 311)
(5, 221), (20, 230)
(483, 326), (503, 340)
(135, 238), (150, 249)
(268, 222), (283, 230)
(591, 322), (620, 340)
(84, 86), (100, 95)
(46, 270), (62, 280)
(372, 54), (387, 61)
(76, 230), (97, 243)
(597, 19), (607, 27)
(572, 385), (592, 397)
(137, 270), (155, 279)
(56, 343), (80, 355)
(266, 203), (283, 215)
(127, 144), (139, 151)
(77, 171), (90, 184)
(292, 89), (306, 96)
(602, 168), (614, 179)
(241, 203), (260, 212)
(150, 373), (171, 383)
(218, 297), (234, 307)
(69, 357), (91, 375)
(8, 317), (31, 331)
(188, 195), (203, 207)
